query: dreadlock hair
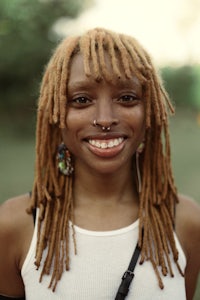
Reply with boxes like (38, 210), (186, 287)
(28, 27), (184, 291)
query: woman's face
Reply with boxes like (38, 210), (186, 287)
(62, 53), (145, 176)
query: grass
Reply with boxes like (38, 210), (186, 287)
(0, 109), (199, 299)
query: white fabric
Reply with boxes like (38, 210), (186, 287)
(21, 210), (186, 299)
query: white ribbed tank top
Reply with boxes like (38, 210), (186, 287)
(21, 210), (186, 299)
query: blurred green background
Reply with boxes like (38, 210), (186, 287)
(0, 0), (199, 299)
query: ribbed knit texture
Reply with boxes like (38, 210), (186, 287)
(22, 210), (186, 299)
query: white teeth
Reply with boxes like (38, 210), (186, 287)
(114, 139), (119, 146)
(88, 137), (124, 149)
(108, 141), (114, 148)
(90, 140), (96, 146)
(101, 142), (107, 149)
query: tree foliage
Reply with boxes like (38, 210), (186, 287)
(0, 0), (90, 127)
(0, 0), (199, 136)
(161, 65), (200, 110)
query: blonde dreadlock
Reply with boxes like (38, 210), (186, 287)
(28, 27), (183, 291)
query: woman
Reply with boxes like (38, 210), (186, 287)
(0, 27), (199, 300)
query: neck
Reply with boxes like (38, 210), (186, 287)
(72, 165), (139, 230)
(74, 165), (137, 204)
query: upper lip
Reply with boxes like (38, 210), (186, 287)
(84, 132), (128, 141)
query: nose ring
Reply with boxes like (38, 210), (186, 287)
(93, 119), (111, 131)
(102, 126), (111, 131)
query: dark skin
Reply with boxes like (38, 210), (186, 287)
(0, 54), (200, 299)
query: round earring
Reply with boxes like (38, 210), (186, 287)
(57, 143), (74, 176)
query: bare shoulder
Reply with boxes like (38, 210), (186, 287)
(176, 194), (200, 240)
(176, 194), (200, 254)
(178, 193), (200, 213)
(0, 193), (30, 220)
(0, 193), (34, 262)
(176, 194), (200, 300)
(0, 194), (32, 240)
(0, 194), (34, 297)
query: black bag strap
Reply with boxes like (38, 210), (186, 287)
(115, 242), (141, 300)
(0, 296), (25, 300)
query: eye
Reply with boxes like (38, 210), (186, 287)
(74, 96), (90, 104)
(69, 96), (92, 107)
(117, 94), (140, 105)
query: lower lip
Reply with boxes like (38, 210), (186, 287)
(87, 140), (125, 158)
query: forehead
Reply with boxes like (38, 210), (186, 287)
(68, 53), (141, 89)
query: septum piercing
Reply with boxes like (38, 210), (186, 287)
(102, 126), (111, 131)
(93, 119), (111, 131)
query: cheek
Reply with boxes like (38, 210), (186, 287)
(65, 106), (93, 132)
(61, 113), (77, 147)
(65, 109), (83, 129)
(123, 105), (145, 129)
(61, 128), (78, 156)
(136, 107), (146, 132)
(61, 110), (85, 149)
(122, 106), (146, 145)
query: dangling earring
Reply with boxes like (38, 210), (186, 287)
(136, 142), (145, 193)
(57, 143), (74, 176)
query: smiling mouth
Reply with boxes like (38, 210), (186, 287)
(88, 137), (124, 149)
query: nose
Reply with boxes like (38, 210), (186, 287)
(94, 98), (119, 128)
